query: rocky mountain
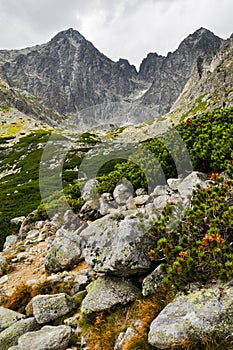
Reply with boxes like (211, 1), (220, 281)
(171, 33), (233, 115)
(0, 28), (141, 116)
(140, 27), (224, 115)
(0, 27), (228, 128)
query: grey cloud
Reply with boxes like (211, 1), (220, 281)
(0, 0), (231, 67)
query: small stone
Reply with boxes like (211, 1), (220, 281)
(3, 235), (18, 251)
(0, 275), (8, 285)
(10, 216), (26, 225)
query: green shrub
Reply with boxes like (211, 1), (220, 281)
(149, 178), (233, 291)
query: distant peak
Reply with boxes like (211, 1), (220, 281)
(51, 28), (86, 43)
(187, 27), (222, 41)
(178, 27), (224, 51)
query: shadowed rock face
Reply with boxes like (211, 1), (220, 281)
(0, 27), (225, 128)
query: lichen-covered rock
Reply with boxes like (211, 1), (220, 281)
(80, 212), (154, 276)
(0, 317), (39, 350)
(44, 228), (82, 272)
(81, 276), (139, 317)
(142, 265), (164, 297)
(18, 325), (71, 350)
(148, 285), (233, 349)
(0, 307), (26, 332)
(32, 293), (76, 324)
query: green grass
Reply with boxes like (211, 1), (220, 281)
(0, 130), (52, 249)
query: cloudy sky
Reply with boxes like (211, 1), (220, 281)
(0, 0), (232, 68)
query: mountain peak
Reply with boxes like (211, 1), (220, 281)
(178, 27), (223, 52)
(51, 28), (86, 44)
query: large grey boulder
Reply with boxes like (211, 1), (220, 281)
(148, 285), (233, 349)
(0, 307), (25, 332)
(18, 325), (71, 350)
(0, 317), (39, 350)
(80, 212), (154, 276)
(32, 293), (76, 324)
(44, 228), (82, 272)
(81, 276), (139, 317)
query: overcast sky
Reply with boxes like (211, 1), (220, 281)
(0, 0), (232, 68)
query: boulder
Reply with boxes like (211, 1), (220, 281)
(82, 179), (99, 201)
(167, 178), (182, 191)
(80, 212), (154, 276)
(177, 171), (208, 199)
(3, 235), (18, 251)
(142, 265), (164, 297)
(32, 293), (76, 324)
(148, 285), (233, 349)
(79, 199), (101, 221)
(0, 307), (25, 332)
(44, 228), (82, 273)
(99, 193), (117, 216)
(0, 317), (39, 350)
(18, 325), (71, 350)
(113, 182), (134, 205)
(81, 276), (139, 317)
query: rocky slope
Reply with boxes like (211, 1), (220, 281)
(0, 170), (232, 349)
